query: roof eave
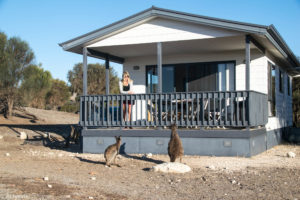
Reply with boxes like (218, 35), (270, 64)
(58, 6), (269, 51)
(266, 25), (300, 70)
(59, 6), (300, 73)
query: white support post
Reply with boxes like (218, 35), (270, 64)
(157, 42), (162, 93)
(245, 36), (251, 91)
(83, 47), (88, 96)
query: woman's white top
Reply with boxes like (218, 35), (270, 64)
(119, 80), (133, 94)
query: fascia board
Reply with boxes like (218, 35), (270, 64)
(60, 11), (155, 51)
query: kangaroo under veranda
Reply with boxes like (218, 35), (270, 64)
(104, 136), (122, 167)
(168, 124), (184, 163)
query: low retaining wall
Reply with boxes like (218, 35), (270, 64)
(81, 128), (275, 157)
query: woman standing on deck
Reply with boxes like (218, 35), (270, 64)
(119, 71), (134, 127)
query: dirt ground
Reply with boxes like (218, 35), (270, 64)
(0, 107), (300, 200)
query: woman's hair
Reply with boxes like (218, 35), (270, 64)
(121, 71), (132, 83)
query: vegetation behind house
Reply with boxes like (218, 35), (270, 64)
(0, 32), (119, 117)
(0, 32), (299, 126)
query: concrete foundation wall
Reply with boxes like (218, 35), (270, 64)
(81, 128), (280, 157)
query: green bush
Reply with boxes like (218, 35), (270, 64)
(59, 101), (79, 113)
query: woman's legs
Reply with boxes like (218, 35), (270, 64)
(123, 103), (132, 121)
(128, 104), (132, 121)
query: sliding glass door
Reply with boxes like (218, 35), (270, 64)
(146, 61), (235, 93)
(217, 63), (235, 91)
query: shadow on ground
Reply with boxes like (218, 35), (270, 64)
(75, 156), (106, 165)
(0, 124), (81, 153)
(119, 143), (164, 165)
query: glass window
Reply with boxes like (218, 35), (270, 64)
(146, 67), (157, 93)
(287, 75), (291, 96)
(279, 70), (283, 93)
(162, 66), (175, 93)
(146, 61), (235, 93)
(268, 63), (276, 116)
(217, 63), (235, 91)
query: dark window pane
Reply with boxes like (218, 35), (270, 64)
(279, 70), (283, 93)
(162, 66), (174, 92)
(287, 75), (290, 96)
(188, 63), (217, 91)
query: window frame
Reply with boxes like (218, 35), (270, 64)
(146, 60), (236, 93)
(267, 62), (276, 117)
(287, 75), (291, 96)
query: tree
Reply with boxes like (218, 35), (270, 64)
(20, 64), (52, 108)
(0, 33), (34, 118)
(0, 33), (7, 114)
(46, 79), (71, 109)
(68, 63), (120, 95)
(293, 77), (300, 127)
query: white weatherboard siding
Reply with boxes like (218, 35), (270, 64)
(88, 18), (241, 48)
(125, 49), (267, 94)
(124, 49), (292, 128)
(124, 49), (267, 121)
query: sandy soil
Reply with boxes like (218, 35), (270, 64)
(0, 108), (300, 199)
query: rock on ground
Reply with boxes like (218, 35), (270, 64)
(20, 132), (27, 140)
(152, 162), (192, 173)
(287, 152), (296, 158)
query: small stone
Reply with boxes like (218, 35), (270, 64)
(58, 153), (63, 157)
(20, 132), (27, 140)
(47, 184), (52, 188)
(0, 135), (3, 140)
(89, 197), (94, 199)
(65, 195), (71, 198)
(155, 185), (159, 189)
(202, 176), (207, 181)
(91, 177), (96, 180)
(44, 177), (49, 181)
(287, 152), (296, 158)
(207, 165), (216, 170)
(146, 153), (153, 158)
(5, 153), (10, 157)
(231, 180), (236, 184)
(176, 179), (181, 183)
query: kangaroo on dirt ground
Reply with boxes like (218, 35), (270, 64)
(65, 125), (80, 148)
(168, 124), (184, 163)
(104, 136), (122, 167)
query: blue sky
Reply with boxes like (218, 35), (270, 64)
(0, 0), (299, 83)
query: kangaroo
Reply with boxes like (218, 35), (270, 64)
(168, 124), (184, 163)
(65, 125), (80, 148)
(104, 136), (122, 167)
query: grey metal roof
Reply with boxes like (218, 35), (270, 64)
(59, 6), (300, 73)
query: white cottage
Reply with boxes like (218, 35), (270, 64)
(59, 7), (300, 156)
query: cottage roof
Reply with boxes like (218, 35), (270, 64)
(59, 6), (299, 74)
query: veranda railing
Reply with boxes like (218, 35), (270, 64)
(80, 91), (267, 128)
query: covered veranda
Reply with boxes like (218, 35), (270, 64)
(58, 6), (299, 155)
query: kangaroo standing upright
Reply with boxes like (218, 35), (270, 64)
(104, 136), (122, 167)
(168, 124), (184, 162)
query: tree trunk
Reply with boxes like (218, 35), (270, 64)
(6, 98), (14, 118)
